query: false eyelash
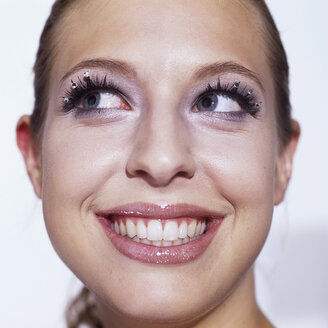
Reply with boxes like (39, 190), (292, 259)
(199, 79), (261, 117)
(62, 75), (124, 112)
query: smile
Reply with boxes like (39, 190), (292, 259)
(109, 217), (207, 246)
(96, 203), (224, 265)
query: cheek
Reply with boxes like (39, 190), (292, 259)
(196, 126), (276, 206)
(42, 120), (131, 201)
(40, 119), (131, 265)
(194, 125), (277, 274)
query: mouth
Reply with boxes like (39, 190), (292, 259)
(96, 203), (224, 265)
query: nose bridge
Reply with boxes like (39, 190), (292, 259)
(126, 102), (195, 187)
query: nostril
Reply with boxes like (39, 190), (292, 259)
(134, 169), (150, 180)
(126, 167), (192, 187)
(125, 131), (196, 186)
(176, 170), (194, 180)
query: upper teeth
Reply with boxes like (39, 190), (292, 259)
(111, 218), (206, 243)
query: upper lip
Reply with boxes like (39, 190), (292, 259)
(96, 202), (225, 220)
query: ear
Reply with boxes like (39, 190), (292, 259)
(16, 115), (42, 198)
(274, 120), (301, 205)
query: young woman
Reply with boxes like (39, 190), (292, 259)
(16, 0), (300, 327)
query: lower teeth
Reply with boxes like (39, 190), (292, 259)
(123, 234), (202, 247)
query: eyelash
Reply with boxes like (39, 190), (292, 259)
(62, 75), (127, 113)
(62, 74), (261, 118)
(194, 79), (261, 118)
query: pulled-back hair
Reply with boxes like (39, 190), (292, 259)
(31, 1), (294, 326)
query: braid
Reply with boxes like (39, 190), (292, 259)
(65, 287), (103, 328)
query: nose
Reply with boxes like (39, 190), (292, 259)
(125, 112), (196, 187)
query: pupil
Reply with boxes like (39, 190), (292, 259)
(88, 95), (97, 106)
(202, 97), (213, 108)
(197, 93), (218, 111)
(84, 93), (99, 108)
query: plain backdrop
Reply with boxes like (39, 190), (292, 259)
(1, 1), (327, 327)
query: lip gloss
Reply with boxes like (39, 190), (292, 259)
(96, 203), (224, 264)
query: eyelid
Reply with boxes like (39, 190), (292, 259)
(191, 79), (261, 118)
(62, 74), (133, 112)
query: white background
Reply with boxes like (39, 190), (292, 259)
(0, 0), (327, 327)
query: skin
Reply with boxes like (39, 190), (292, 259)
(17, 0), (300, 327)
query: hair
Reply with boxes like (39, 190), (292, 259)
(30, 0), (294, 326)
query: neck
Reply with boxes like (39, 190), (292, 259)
(96, 266), (273, 328)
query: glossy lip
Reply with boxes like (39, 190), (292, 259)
(96, 202), (225, 265)
(96, 202), (224, 220)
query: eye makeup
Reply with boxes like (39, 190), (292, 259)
(61, 73), (131, 116)
(192, 78), (261, 119)
(61, 71), (262, 120)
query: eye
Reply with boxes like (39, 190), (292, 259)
(194, 92), (241, 113)
(83, 93), (100, 108)
(80, 91), (131, 110)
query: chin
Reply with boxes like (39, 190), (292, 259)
(93, 281), (211, 325)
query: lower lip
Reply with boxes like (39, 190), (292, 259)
(97, 217), (222, 264)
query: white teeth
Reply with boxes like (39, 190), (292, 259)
(147, 220), (163, 241)
(140, 238), (151, 245)
(152, 240), (162, 246)
(173, 239), (183, 246)
(200, 221), (206, 234)
(163, 221), (179, 241)
(110, 218), (207, 246)
(162, 240), (173, 247)
(114, 221), (120, 234)
(126, 219), (137, 238)
(120, 220), (127, 236)
(195, 221), (201, 235)
(137, 220), (147, 239)
(187, 220), (196, 238)
(183, 237), (190, 244)
(178, 221), (188, 239)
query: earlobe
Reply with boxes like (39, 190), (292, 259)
(16, 115), (42, 198)
(274, 120), (301, 205)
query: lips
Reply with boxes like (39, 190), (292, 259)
(96, 203), (224, 264)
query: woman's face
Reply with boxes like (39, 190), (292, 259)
(35, 0), (287, 324)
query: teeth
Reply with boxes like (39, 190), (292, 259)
(162, 240), (173, 246)
(163, 221), (179, 241)
(183, 237), (190, 244)
(110, 218), (207, 246)
(152, 240), (162, 246)
(137, 220), (147, 239)
(187, 220), (196, 238)
(120, 220), (127, 236)
(195, 221), (201, 235)
(147, 220), (163, 241)
(178, 221), (188, 239)
(114, 221), (120, 234)
(200, 221), (206, 234)
(140, 238), (151, 245)
(126, 219), (137, 238)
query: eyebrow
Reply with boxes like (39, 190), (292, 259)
(61, 58), (264, 92)
(193, 61), (265, 92)
(60, 58), (137, 83)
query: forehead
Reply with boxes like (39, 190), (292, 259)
(54, 0), (270, 87)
